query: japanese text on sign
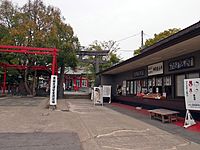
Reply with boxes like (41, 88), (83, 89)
(184, 78), (200, 110)
(50, 75), (58, 106)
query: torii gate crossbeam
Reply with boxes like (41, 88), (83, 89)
(0, 45), (58, 94)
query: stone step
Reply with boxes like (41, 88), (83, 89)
(64, 94), (90, 99)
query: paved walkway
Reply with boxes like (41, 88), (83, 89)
(106, 103), (200, 144)
(0, 96), (44, 106)
(0, 97), (200, 149)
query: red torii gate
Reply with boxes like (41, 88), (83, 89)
(0, 45), (58, 94)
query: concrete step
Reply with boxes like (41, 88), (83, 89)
(64, 94), (90, 99)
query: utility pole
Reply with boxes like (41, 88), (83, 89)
(141, 30), (144, 49)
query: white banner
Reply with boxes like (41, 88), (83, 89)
(103, 85), (111, 97)
(50, 75), (58, 106)
(184, 78), (200, 110)
(93, 87), (103, 106)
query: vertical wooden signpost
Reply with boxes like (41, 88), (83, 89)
(50, 75), (58, 109)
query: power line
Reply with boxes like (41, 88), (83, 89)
(116, 32), (140, 42)
(118, 49), (133, 52)
(118, 51), (133, 53)
(143, 32), (151, 37)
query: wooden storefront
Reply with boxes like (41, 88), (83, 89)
(99, 21), (200, 112)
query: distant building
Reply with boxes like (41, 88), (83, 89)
(64, 67), (91, 91)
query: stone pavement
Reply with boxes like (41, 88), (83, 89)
(0, 96), (200, 150)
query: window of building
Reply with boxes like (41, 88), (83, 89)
(82, 80), (87, 87)
(141, 79), (147, 87)
(163, 76), (172, 99)
(134, 81), (137, 95)
(152, 77), (162, 93)
(126, 81), (130, 94)
(148, 78), (153, 93)
(187, 73), (199, 79)
(130, 81), (134, 94)
(66, 79), (72, 90)
(176, 73), (199, 97)
(141, 79), (147, 93)
(122, 80), (126, 95)
(152, 77), (156, 86)
(156, 77), (162, 86)
(136, 80), (141, 94)
(76, 80), (80, 87)
(163, 76), (171, 86)
(176, 74), (185, 97)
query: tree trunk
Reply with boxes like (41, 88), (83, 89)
(58, 64), (65, 99)
(32, 70), (37, 96)
(19, 79), (27, 96)
(24, 69), (32, 95)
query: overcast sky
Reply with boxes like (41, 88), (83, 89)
(11, 0), (200, 60)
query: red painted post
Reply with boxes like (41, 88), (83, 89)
(52, 48), (57, 75)
(73, 78), (76, 91)
(3, 68), (6, 94)
(55, 57), (58, 76)
(55, 49), (58, 75)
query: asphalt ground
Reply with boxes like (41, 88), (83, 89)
(0, 96), (83, 150)
(105, 103), (200, 144)
(0, 96), (43, 106)
(0, 132), (82, 150)
(0, 96), (200, 150)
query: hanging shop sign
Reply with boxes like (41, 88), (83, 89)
(184, 78), (200, 110)
(50, 75), (58, 106)
(133, 70), (145, 78)
(168, 56), (194, 71)
(148, 62), (163, 76)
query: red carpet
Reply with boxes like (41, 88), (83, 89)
(111, 103), (200, 132)
(173, 117), (200, 132)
